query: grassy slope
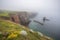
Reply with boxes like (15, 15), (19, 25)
(0, 20), (53, 40)
(0, 11), (9, 17)
(0, 11), (53, 40)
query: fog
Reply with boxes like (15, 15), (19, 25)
(0, 0), (60, 40)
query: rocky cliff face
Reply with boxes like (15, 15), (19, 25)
(9, 12), (31, 26)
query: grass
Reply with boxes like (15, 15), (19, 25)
(0, 19), (53, 40)
(0, 11), (9, 17)
(0, 11), (53, 40)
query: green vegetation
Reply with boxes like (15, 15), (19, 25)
(0, 11), (53, 40)
(0, 20), (53, 40)
(0, 11), (9, 17)
(0, 11), (10, 20)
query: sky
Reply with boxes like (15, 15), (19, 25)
(0, 0), (59, 11)
(0, 0), (60, 40)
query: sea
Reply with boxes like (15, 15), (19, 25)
(29, 21), (60, 40)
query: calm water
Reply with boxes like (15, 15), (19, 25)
(29, 21), (60, 40)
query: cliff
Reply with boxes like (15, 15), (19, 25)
(0, 19), (53, 40)
(0, 11), (53, 40)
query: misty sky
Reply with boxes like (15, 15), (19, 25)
(0, 0), (60, 39)
(0, 0), (59, 11)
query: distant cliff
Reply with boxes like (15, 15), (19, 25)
(0, 11), (38, 26)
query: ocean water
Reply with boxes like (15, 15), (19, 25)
(29, 21), (60, 40)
